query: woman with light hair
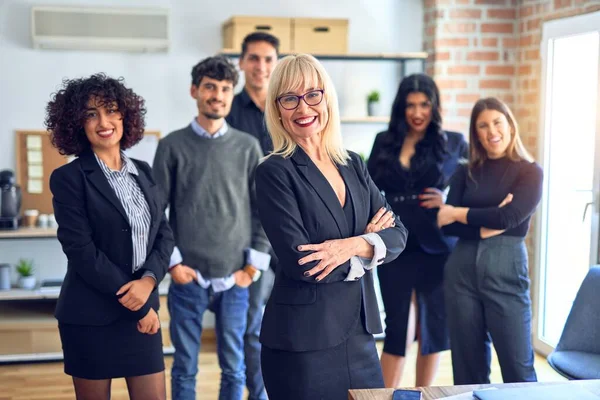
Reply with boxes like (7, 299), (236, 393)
(254, 53), (408, 398)
(437, 97), (542, 384)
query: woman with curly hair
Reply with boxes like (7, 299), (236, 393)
(46, 73), (174, 400)
(367, 74), (468, 388)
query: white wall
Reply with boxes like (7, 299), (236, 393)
(0, 0), (423, 300)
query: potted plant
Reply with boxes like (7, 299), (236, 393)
(367, 90), (381, 117)
(16, 259), (36, 289)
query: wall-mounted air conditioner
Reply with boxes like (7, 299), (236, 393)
(31, 6), (170, 52)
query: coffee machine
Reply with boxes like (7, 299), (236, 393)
(0, 170), (22, 230)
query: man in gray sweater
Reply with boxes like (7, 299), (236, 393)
(152, 56), (271, 400)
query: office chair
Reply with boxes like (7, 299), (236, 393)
(547, 266), (600, 379)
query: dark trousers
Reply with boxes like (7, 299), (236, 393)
(444, 235), (538, 385)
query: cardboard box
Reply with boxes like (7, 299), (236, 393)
(222, 16), (292, 53)
(292, 18), (349, 55)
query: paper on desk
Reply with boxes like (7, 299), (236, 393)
(438, 387), (498, 399)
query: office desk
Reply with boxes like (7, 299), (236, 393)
(348, 379), (600, 399)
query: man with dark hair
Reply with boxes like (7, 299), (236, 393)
(227, 32), (279, 154)
(226, 32), (279, 400)
(190, 55), (240, 87)
(153, 55), (271, 400)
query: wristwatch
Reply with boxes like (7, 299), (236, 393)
(243, 265), (262, 282)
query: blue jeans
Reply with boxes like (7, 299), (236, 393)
(245, 267), (274, 400)
(168, 281), (249, 400)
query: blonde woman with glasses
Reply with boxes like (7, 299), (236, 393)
(254, 54), (408, 399)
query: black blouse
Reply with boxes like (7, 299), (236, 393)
(367, 130), (468, 253)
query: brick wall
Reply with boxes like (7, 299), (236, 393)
(423, 0), (519, 135)
(423, 0), (600, 155)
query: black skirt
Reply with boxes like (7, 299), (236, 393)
(377, 249), (450, 356)
(58, 317), (164, 380)
(261, 317), (384, 400)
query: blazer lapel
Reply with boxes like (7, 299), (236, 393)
(79, 149), (129, 223)
(338, 163), (362, 236)
(292, 148), (348, 238)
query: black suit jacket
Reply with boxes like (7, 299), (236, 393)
(50, 149), (174, 325)
(255, 149), (407, 352)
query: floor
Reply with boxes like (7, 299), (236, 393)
(0, 339), (565, 399)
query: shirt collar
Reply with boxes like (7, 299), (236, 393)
(239, 88), (263, 111)
(94, 151), (139, 176)
(190, 118), (228, 139)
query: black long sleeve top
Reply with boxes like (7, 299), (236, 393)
(443, 157), (543, 239)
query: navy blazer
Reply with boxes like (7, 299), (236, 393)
(368, 130), (468, 254)
(50, 149), (174, 326)
(255, 149), (407, 352)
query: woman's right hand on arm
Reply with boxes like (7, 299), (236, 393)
(480, 193), (514, 238)
(419, 187), (446, 209)
(137, 308), (160, 335)
(169, 264), (196, 284)
(498, 193), (513, 208)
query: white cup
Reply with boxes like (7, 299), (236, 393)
(38, 214), (49, 228)
(48, 214), (57, 228)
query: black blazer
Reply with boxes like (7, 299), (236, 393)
(50, 149), (174, 326)
(368, 130), (468, 254)
(255, 149), (407, 352)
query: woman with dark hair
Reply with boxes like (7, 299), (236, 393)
(367, 73), (467, 387)
(46, 73), (174, 400)
(437, 97), (541, 384)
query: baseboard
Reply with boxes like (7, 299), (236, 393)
(202, 328), (216, 342)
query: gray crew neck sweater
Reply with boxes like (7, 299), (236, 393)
(152, 124), (269, 278)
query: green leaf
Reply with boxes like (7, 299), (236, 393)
(367, 90), (380, 103)
(16, 259), (34, 277)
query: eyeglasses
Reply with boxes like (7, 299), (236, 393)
(276, 89), (324, 110)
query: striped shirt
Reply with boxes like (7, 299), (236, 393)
(94, 152), (152, 275)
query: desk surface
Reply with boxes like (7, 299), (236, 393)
(348, 379), (600, 400)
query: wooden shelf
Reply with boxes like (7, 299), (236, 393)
(341, 116), (390, 124)
(0, 346), (175, 364)
(219, 48), (428, 62)
(0, 289), (60, 301)
(0, 279), (171, 301)
(0, 294), (174, 362)
(0, 227), (57, 239)
(0, 301), (57, 329)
